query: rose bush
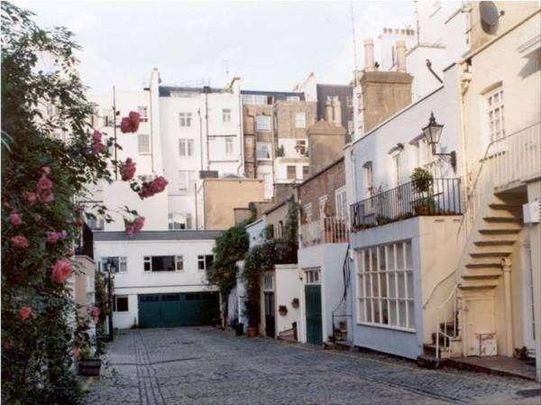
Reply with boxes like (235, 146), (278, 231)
(1, 3), (167, 403)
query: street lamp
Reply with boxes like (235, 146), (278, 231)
(422, 112), (457, 172)
(104, 259), (117, 341)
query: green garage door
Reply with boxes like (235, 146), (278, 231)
(138, 292), (219, 328)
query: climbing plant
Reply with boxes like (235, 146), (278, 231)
(206, 223), (249, 324)
(1, 3), (166, 402)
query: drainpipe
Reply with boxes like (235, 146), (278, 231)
(237, 91), (244, 176)
(426, 59), (443, 84)
(501, 257), (513, 356)
(204, 88), (210, 171)
(198, 108), (204, 171)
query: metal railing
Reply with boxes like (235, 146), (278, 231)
(300, 217), (349, 247)
(350, 178), (463, 232)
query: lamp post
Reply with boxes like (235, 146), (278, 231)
(104, 259), (116, 341)
(422, 112), (457, 172)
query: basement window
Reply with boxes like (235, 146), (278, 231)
(113, 296), (129, 312)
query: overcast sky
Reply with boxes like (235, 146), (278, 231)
(17, 1), (414, 94)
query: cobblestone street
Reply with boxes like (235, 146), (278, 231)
(84, 327), (541, 405)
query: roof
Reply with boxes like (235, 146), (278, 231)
(241, 90), (305, 101)
(296, 157), (344, 188)
(308, 119), (347, 133)
(93, 230), (223, 242)
(159, 86), (227, 97)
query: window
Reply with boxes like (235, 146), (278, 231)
(295, 139), (307, 156)
(198, 255), (214, 271)
(179, 112), (192, 127)
(138, 106), (148, 122)
(295, 112), (306, 128)
(287, 165), (296, 180)
(356, 240), (415, 330)
(168, 212), (193, 230)
(363, 161), (373, 196)
(256, 115), (271, 131)
(319, 195), (328, 218)
(335, 187), (348, 221)
(222, 109), (231, 123)
(486, 87), (505, 142)
(225, 138), (234, 155)
(256, 142), (271, 159)
(302, 165), (310, 180)
(87, 216), (105, 230)
(287, 96), (300, 102)
(392, 153), (402, 187)
(179, 139), (194, 157)
(263, 273), (274, 291)
(101, 257), (127, 273)
(143, 255), (183, 272)
(138, 134), (150, 154)
(242, 94), (268, 105)
(113, 296), (129, 312)
(305, 268), (321, 284)
(303, 203), (313, 222)
(178, 170), (197, 191)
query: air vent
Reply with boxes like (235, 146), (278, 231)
(523, 200), (541, 224)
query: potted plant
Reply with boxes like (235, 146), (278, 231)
(278, 305), (288, 316)
(77, 346), (102, 377)
(410, 168), (435, 215)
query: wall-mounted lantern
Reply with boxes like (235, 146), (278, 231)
(422, 112), (457, 172)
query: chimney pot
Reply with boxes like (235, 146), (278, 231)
(396, 40), (407, 73)
(364, 39), (375, 72)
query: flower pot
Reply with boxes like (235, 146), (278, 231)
(246, 326), (258, 337)
(414, 205), (432, 215)
(78, 358), (102, 376)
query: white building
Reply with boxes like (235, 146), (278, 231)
(93, 230), (221, 329)
(346, 64), (464, 359)
(89, 70), (244, 231)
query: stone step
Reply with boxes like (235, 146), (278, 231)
(486, 208), (520, 219)
(479, 222), (522, 232)
(472, 245), (513, 254)
(474, 239), (516, 247)
(475, 231), (520, 241)
(462, 268), (502, 279)
(459, 279), (500, 289)
(483, 216), (522, 224)
(466, 257), (503, 267)
(488, 203), (523, 210)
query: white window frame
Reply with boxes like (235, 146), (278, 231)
(286, 165), (297, 180)
(295, 112), (306, 128)
(222, 108), (231, 123)
(138, 106), (148, 122)
(356, 240), (415, 331)
(392, 152), (402, 187)
(113, 295), (129, 312)
(256, 142), (271, 159)
(138, 134), (150, 155)
(178, 170), (197, 192)
(485, 86), (505, 143)
(256, 115), (271, 131)
(263, 272), (274, 291)
(101, 256), (127, 273)
(225, 138), (234, 155)
(168, 212), (193, 230)
(179, 112), (192, 127)
(179, 138), (194, 157)
(143, 255), (184, 272)
(304, 267), (321, 284)
(335, 186), (348, 221)
(319, 195), (328, 219)
(303, 203), (313, 223)
(198, 255), (213, 271)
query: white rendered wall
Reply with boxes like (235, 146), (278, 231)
(94, 238), (216, 329)
(275, 264), (302, 335)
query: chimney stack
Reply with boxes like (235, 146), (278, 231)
(332, 97), (342, 127)
(325, 97), (334, 122)
(396, 40), (407, 73)
(364, 39), (375, 72)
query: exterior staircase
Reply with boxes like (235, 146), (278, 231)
(459, 193), (525, 290)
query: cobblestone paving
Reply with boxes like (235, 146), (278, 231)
(84, 327), (541, 405)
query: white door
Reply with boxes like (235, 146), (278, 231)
(465, 297), (496, 356)
(522, 240), (536, 353)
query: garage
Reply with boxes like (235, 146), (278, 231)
(138, 292), (219, 328)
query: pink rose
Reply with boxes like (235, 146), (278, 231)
(37, 173), (54, 203)
(9, 211), (22, 227)
(51, 259), (72, 284)
(19, 306), (32, 321)
(89, 306), (100, 322)
(41, 166), (51, 175)
(125, 223), (135, 236)
(120, 111), (140, 133)
(138, 176), (168, 199)
(33, 213), (42, 223)
(11, 235), (29, 249)
(125, 215), (145, 235)
(24, 192), (37, 205)
(119, 158), (136, 181)
(92, 130), (102, 142)
(47, 231), (67, 244)
(91, 130), (106, 155)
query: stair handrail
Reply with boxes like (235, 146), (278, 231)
(435, 284), (458, 360)
(423, 122), (540, 309)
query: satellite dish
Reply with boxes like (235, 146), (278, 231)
(480, 1), (500, 33)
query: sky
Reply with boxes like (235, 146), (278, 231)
(17, 0), (415, 95)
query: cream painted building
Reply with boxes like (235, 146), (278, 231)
(451, 1), (540, 380)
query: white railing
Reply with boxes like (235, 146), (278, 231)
(300, 217), (349, 247)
